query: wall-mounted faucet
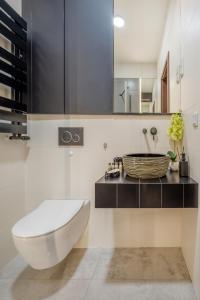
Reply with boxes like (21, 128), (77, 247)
(150, 127), (157, 140)
(142, 128), (147, 135)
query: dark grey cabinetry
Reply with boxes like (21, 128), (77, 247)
(95, 184), (116, 208)
(22, 0), (65, 114)
(95, 173), (198, 208)
(22, 0), (113, 114)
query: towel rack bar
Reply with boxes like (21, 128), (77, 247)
(0, 73), (26, 90)
(0, 122), (27, 134)
(0, 47), (26, 70)
(0, 23), (26, 51)
(0, 0), (27, 30)
(0, 10), (27, 40)
(0, 60), (27, 82)
(0, 109), (27, 122)
(0, 96), (27, 112)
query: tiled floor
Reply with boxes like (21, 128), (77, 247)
(0, 248), (197, 300)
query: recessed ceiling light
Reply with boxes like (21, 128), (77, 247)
(114, 16), (125, 28)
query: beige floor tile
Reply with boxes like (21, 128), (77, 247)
(0, 256), (27, 280)
(82, 280), (121, 300)
(0, 249), (101, 281)
(0, 248), (195, 300)
(83, 280), (197, 300)
(147, 281), (197, 300)
(0, 279), (90, 300)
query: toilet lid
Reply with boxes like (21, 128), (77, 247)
(12, 200), (85, 238)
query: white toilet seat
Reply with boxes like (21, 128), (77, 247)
(12, 199), (90, 269)
(12, 200), (84, 238)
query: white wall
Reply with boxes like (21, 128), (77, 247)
(0, 0), (27, 269)
(157, 0), (181, 113)
(26, 115), (183, 248)
(7, 0), (21, 14)
(115, 63), (157, 79)
(157, 2), (200, 296)
(0, 138), (27, 268)
(180, 0), (200, 298)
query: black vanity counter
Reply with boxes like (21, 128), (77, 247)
(95, 172), (198, 208)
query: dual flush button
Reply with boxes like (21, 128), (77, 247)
(58, 127), (84, 146)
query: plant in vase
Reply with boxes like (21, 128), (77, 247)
(167, 150), (179, 171)
(167, 113), (184, 172)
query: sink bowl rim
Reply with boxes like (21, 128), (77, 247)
(123, 153), (168, 159)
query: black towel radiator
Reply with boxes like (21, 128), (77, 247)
(0, 0), (29, 140)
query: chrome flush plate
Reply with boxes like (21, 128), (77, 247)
(58, 127), (84, 146)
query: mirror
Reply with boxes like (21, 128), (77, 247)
(114, 0), (182, 114)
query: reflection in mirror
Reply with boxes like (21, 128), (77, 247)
(113, 0), (181, 114)
(141, 79), (157, 113)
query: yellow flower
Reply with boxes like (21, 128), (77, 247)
(167, 113), (184, 142)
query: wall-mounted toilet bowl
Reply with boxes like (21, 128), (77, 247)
(12, 200), (90, 270)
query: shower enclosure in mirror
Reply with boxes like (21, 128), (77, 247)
(113, 0), (182, 114)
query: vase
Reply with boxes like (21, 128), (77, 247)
(169, 161), (179, 172)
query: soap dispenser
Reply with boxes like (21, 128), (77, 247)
(179, 148), (189, 177)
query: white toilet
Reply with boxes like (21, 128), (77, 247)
(12, 200), (90, 270)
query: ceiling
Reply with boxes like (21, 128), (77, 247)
(114, 0), (169, 64)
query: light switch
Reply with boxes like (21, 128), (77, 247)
(192, 112), (199, 128)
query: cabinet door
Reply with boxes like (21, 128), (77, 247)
(22, 0), (65, 114)
(65, 0), (113, 114)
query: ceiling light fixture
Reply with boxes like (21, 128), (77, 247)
(114, 16), (125, 28)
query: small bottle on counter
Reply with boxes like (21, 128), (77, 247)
(107, 163), (112, 172)
(114, 162), (118, 169)
(179, 149), (189, 177)
(119, 162), (123, 175)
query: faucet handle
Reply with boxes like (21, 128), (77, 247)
(142, 128), (147, 135)
(150, 127), (157, 140)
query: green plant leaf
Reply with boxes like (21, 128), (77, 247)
(167, 150), (177, 162)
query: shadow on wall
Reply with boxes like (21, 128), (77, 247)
(0, 136), (29, 163)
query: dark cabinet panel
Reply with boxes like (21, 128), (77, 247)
(184, 184), (198, 208)
(95, 184), (116, 208)
(22, 0), (65, 114)
(65, 0), (113, 114)
(162, 184), (183, 208)
(118, 184), (139, 208)
(140, 184), (161, 208)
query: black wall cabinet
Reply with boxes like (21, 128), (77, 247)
(22, 0), (65, 114)
(22, 0), (113, 114)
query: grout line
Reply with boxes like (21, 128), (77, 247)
(82, 249), (103, 299)
(90, 249), (102, 281)
(81, 280), (93, 300)
(159, 178), (162, 208)
(139, 179), (140, 208)
(116, 184), (118, 208)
